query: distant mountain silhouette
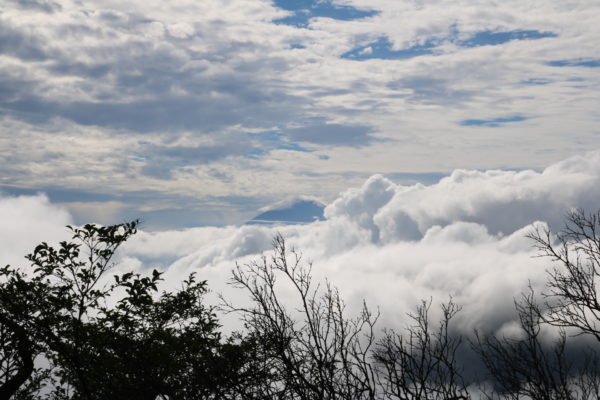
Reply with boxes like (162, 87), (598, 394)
(247, 199), (325, 225)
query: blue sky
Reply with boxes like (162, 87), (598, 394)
(1, 0), (599, 228)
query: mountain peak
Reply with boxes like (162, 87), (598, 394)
(247, 198), (325, 225)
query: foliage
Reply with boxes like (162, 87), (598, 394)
(374, 299), (468, 400)
(0, 221), (258, 400)
(528, 209), (600, 341)
(474, 291), (576, 399)
(5, 209), (600, 399)
(471, 209), (600, 400)
(225, 233), (469, 400)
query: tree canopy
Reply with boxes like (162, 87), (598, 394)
(0, 221), (262, 400)
(3, 210), (600, 399)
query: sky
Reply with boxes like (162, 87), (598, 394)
(1, 0), (599, 228)
(2, 0), (600, 369)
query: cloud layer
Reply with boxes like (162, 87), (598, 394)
(4, 151), (600, 337)
(116, 151), (600, 336)
(1, 0), (599, 227)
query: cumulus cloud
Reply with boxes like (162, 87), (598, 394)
(3, 151), (600, 348)
(327, 151), (600, 243)
(113, 152), (600, 338)
(0, 193), (73, 267)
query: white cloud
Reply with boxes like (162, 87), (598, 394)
(325, 151), (600, 244)
(117, 152), (600, 336)
(0, 193), (73, 267)
(3, 151), (600, 338)
(1, 0), (599, 223)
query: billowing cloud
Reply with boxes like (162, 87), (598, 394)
(327, 151), (600, 242)
(3, 152), (600, 344)
(115, 152), (600, 338)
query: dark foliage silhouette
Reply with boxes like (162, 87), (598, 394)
(4, 210), (600, 399)
(374, 299), (468, 400)
(224, 233), (469, 400)
(528, 209), (600, 341)
(0, 221), (261, 400)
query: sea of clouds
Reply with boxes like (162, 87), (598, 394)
(4, 151), (600, 339)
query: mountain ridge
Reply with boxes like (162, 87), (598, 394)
(247, 198), (325, 225)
